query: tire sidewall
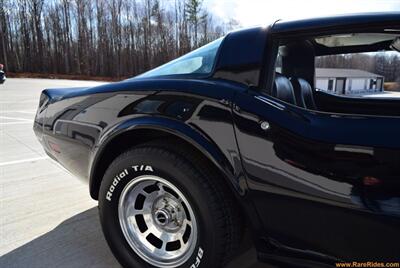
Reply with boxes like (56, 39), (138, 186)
(99, 150), (219, 268)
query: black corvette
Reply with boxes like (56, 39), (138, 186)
(0, 70), (5, 84)
(34, 13), (400, 267)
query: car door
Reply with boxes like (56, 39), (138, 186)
(232, 88), (400, 261)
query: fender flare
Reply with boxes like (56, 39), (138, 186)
(88, 116), (237, 199)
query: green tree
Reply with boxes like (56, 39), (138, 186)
(185, 0), (206, 47)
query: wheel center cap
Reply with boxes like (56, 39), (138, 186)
(155, 209), (171, 226)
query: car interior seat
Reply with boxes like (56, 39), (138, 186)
(280, 41), (317, 110)
(272, 73), (297, 105)
(290, 77), (317, 110)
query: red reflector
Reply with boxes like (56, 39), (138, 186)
(284, 159), (305, 168)
(49, 141), (61, 153)
(363, 176), (380, 186)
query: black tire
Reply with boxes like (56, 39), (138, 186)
(98, 141), (242, 268)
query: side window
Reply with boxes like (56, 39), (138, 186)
(270, 32), (400, 116)
(136, 37), (223, 78)
(315, 51), (400, 95)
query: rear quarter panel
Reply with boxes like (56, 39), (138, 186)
(41, 79), (247, 193)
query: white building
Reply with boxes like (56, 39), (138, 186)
(315, 68), (384, 95)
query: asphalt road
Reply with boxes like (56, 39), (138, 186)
(0, 78), (270, 268)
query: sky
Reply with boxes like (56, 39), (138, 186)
(203, 0), (400, 27)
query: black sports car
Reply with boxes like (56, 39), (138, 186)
(0, 70), (5, 84)
(34, 13), (400, 268)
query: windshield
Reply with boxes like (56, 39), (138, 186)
(136, 37), (224, 78)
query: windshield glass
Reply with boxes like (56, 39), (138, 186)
(136, 37), (224, 78)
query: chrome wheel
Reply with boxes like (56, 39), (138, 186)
(118, 175), (198, 268)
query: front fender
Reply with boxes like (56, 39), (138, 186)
(89, 116), (237, 199)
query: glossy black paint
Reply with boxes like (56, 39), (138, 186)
(214, 26), (268, 87)
(233, 90), (400, 262)
(272, 12), (400, 34)
(37, 78), (246, 186)
(34, 13), (400, 266)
